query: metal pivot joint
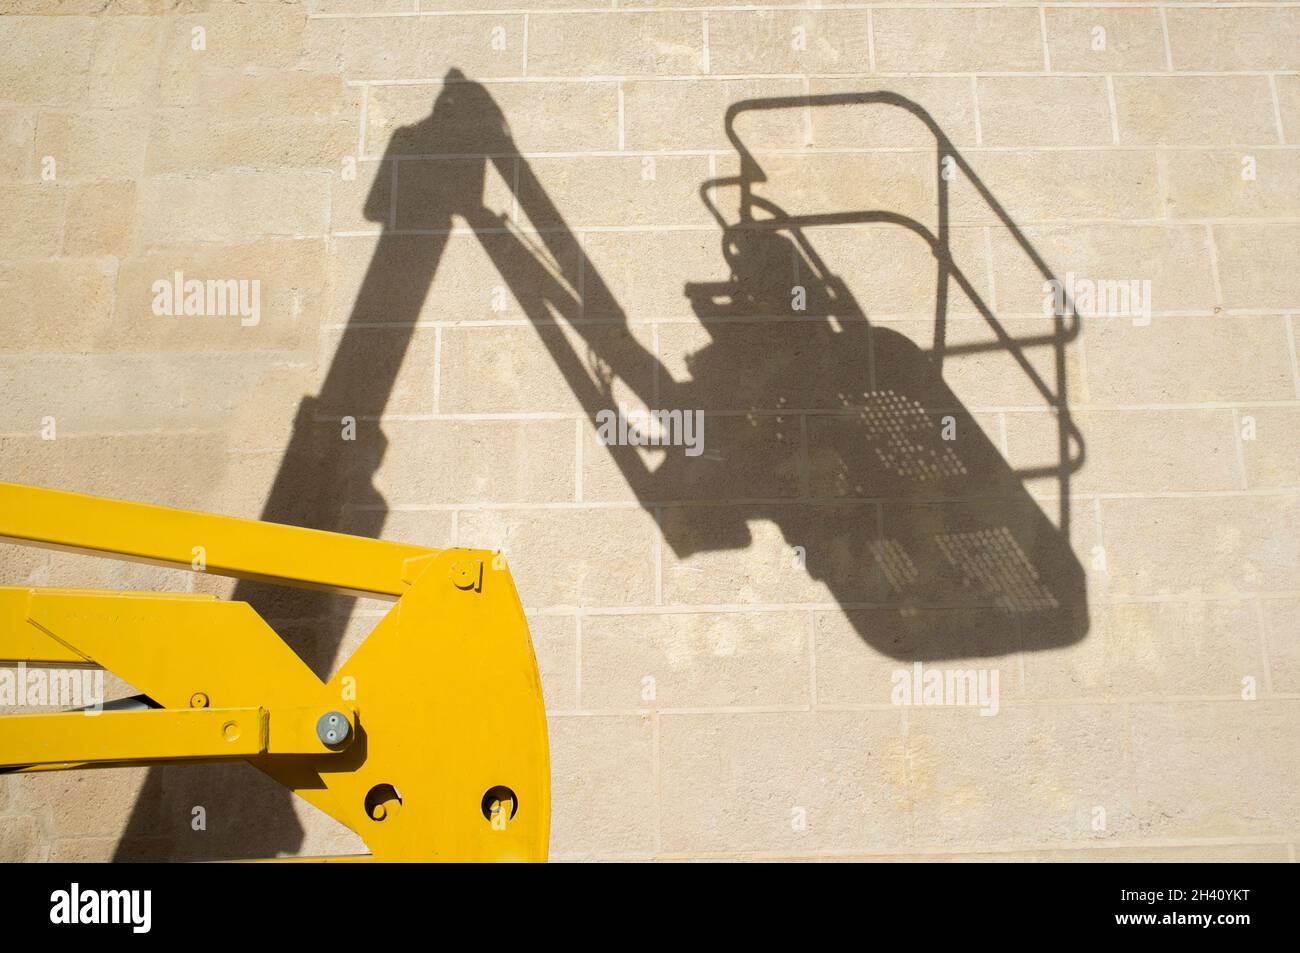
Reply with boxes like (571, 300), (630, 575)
(316, 711), (351, 749)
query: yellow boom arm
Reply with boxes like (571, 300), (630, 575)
(0, 482), (550, 862)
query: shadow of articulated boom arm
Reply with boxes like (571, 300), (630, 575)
(114, 72), (1093, 862)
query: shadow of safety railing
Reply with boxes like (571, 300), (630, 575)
(709, 92), (1085, 519)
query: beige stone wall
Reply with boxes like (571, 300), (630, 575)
(1, 0), (1297, 861)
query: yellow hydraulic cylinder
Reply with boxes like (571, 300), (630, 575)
(0, 481), (432, 598)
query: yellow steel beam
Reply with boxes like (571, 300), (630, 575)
(0, 588), (86, 663)
(16, 589), (325, 709)
(0, 482), (436, 599)
(0, 707), (269, 766)
(0, 706), (357, 768)
(0, 588), (220, 664)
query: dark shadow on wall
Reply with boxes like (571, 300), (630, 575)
(115, 72), (1087, 861)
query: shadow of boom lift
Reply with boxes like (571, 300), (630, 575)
(116, 73), (1087, 861)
